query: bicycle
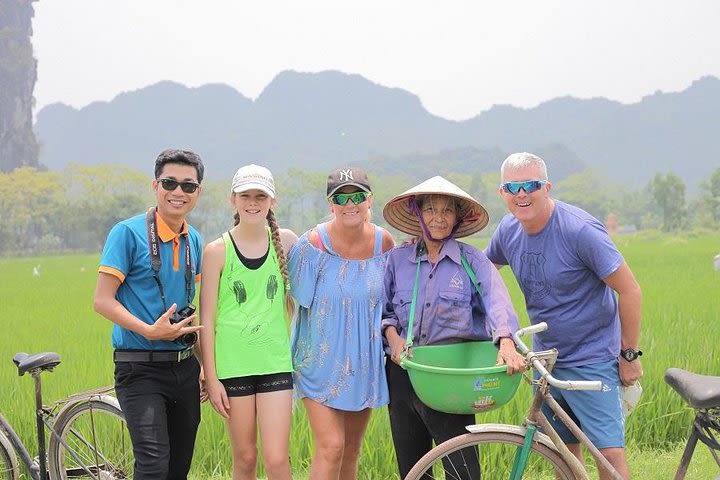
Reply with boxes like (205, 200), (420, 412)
(404, 322), (627, 480)
(664, 367), (720, 479)
(0, 351), (133, 480)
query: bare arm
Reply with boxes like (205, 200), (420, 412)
(198, 238), (230, 418)
(604, 261), (643, 385)
(381, 229), (395, 253)
(382, 252), (404, 364)
(93, 272), (200, 341)
(384, 326), (406, 365)
(474, 254), (525, 374)
(280, 228), (299, 254)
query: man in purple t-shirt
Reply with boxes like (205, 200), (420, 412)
(485, 152), (643, 480)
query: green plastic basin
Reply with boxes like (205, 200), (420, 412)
(400, 341), (522, 414)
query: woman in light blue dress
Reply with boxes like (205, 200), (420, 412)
(289, 166), (394, 480)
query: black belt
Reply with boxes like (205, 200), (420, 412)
(113, 349), (194, 363)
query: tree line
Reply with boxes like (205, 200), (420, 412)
(2, 164), (719, 256)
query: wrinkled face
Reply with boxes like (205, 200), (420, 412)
(231, 189), (276, 224)
(329, 185), (372, 227)
(153, 163), (201, 224)
(419, 195), (458, 241)
(499, 165), (552, 231)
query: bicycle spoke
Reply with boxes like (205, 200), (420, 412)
(62, 417), (131, 478)
(66, 426), (120, 473)
(49, 399), (133, 480)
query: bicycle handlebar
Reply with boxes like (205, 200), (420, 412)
(514, 322), (602, 391)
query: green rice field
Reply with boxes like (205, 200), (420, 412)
(2, 232), (719, 478)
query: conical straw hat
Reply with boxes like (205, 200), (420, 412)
(382, 176), (489, 238)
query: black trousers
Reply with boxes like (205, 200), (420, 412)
(386, 359), (480, 479)
(114, 356), (201, 480)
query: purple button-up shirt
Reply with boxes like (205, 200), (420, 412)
(382, 238), (519, 355)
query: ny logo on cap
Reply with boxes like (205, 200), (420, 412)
(339, 169), (354, 182)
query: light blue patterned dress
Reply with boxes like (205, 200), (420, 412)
(289, 223), (390, 411)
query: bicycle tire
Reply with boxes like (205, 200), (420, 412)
(404, 430), (577, 480)
(0, 429), (19, 480)
(47, 395), (133, 480)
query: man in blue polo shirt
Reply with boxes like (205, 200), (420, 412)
(94, 149), (205, 480)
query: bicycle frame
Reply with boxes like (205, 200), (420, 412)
(2, 363), (117, 480)
(0, 366), (54, 480)
(674, 406), (720, 479)
(664, 367), (720, 478)
(407, 325), (717, 480)
(511, 323), (625, 480)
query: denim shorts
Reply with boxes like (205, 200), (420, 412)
(539, 359), (625, 448)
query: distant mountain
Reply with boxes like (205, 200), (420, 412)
(34, 71), (720, 190)
(35, 81), (253, 175)
(366, 144), (586, 185)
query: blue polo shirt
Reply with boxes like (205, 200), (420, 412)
(99, 210), (202, 350)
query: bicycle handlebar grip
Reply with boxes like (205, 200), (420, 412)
(513, 322), (548, 354)
(516, 322), (548, 337)
(547, 377), (603, 391)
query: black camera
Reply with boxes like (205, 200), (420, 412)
(169, 304), (197, 346)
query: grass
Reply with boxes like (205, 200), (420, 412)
(2, 232), (720, 478)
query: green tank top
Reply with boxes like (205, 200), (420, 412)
(215, 229), (292, 378)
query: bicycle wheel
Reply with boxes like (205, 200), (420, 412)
(47, 396), (133, 480)
(0, 429), (19, 480)
(404, 430), (576, 480)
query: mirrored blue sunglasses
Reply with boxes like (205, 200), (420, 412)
(330, 191), (370, 206)
(501, 180), (547, 195)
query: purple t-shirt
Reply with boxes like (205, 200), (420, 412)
(485, 200), (624, 367)
(381, 238), (519, 355)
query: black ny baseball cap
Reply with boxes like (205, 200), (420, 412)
(326, 166), (372, 197)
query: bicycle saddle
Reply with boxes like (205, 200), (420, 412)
(13, 352), (61, 376)
(664, 368), (720, 409)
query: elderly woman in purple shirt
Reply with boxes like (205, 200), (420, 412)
(381, 176), (525, 479)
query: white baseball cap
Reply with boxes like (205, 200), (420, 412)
(231, 164), (275, 198)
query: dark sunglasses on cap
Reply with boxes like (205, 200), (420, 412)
(158, 178), (200, 194)
(501, 180), (547, 195)
(330, 191), (371, 206)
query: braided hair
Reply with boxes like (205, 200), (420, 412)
(266, 209), (295, 318)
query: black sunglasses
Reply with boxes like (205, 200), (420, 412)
(330, 191), (370, 206)
(158, 178), (200, 194)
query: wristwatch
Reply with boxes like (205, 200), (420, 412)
(620, 348), (643, 362)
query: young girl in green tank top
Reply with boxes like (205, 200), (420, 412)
(199, 164), (297, 480)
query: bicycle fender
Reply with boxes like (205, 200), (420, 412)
(465, 424), (559, 454)
(53, 393), (122, 427)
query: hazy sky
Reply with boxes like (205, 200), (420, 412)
(32, 1), (720, 121)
